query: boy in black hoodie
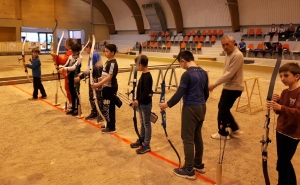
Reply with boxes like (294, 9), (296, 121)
(130, 55), (153, 154)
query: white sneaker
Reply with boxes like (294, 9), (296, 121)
(211, 133), (230, 140)
(231, 130), (244, 136)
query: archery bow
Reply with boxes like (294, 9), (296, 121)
(54, 29), (69, 109)
(51, 19), (60, 106)
(89, 34), (106, 126)
(130, 43), (143, 146)
(18, 34), (32, 83)
(159, 51), (181, 168)
(75, 37), (91, 118)
(50, 19), (58, 54)
(260, 51), (282, 185)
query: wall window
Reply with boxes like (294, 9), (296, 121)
(69, 30), (81, 39)
(21, 32), (38, 42)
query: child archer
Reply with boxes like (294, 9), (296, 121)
(130, 55), (153, 154)
(58, 43), (82, 116)
(267, 63), (300, 185)
(25, 47), (47, 100)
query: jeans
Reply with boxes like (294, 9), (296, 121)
(137, 102), (152, 146)
(218, 89), (242, 136)
(276, 132), (299, 185)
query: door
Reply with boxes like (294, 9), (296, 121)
(38, 32), (53, 51)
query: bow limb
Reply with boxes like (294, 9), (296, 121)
(89, 35), (106, 126)
(50, 19), (58, 54)
(20, 34), (32, 83)
(55, 30), (69, 104)
(159, 51), (181, 168)
(260, 51), (282, 185)
(131, 44), (143, 145)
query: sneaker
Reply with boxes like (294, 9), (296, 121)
(130, 139), (141, 148)
(136, 145), (151, 154)
(231, 130), (244, 136)
(85, 112), (97, 120)
(211, 133), (230, 140)
(194, 163), (205, 174)
(101, 125), (106, 129)
(101, 128), (116, 134)
(28, 97), (37, 100)
(39, 96), (47, 99)
(173, 167), (196, 180)
(66, 110), (75, 115)
(72, 110), (79, 116)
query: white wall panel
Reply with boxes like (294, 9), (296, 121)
(103, 0), (136, 31)
(179, 0), (231, 27)
(238, 0), (300, 25)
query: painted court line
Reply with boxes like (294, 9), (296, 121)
(12, 84), (216, 184)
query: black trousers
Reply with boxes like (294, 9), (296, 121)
(102, 86), (118, 130)
(68, 73), (78, 110)
(217, 89), (242, 136)
(276, 132), (299, 185)
(33, 77), (46, 99)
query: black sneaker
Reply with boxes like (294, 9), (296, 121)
(72, 110), (79, 116)
(194, 163), (205, 174)
(173, 167), (196, 180)
(85, 112), (97, 120)
(66, 110), (75, 115)
(101, 125), (105, 129)
(101, 128), (116, 134)
(130, 139), (141, 148)
(136, 145), (151, 154)
(39, 96), (47, 99)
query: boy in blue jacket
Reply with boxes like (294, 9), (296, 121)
(25, 47), (47, 100)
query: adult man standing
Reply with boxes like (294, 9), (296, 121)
(209, 35), (244, 140)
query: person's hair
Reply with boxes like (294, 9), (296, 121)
(86, 41), (92, 49)
(135, 55), (148, 67)
(71, 43), (82, 52)
(280, 24), (284, 27)
(271, 23), (275, 26)
(65, 38), (75, 48)
(221, 35), (235, 43)
(105, 44), (117, 55)
(279, 63), (300, 77)
(32, 47), (40, 54)
(178, 51), (194, 62)
(241, 39), (244, 41)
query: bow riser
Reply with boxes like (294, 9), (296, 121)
(260, 52), (282, 185)
(159, 51), (181, 168)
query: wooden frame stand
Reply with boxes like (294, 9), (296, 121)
(236, 77), (263, 114)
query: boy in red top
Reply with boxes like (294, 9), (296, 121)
(267, 63), (300, 185)
(51, 38), (75, 108)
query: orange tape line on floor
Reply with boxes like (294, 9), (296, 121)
(12, 85), (216, 184)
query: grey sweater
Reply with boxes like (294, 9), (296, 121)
(214, 48), (244, 91)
